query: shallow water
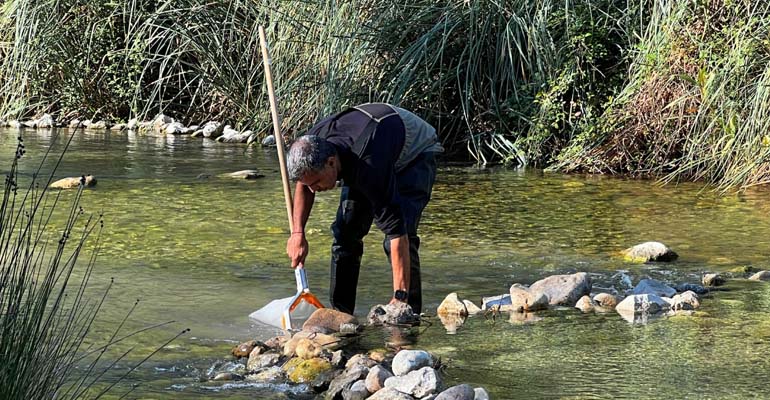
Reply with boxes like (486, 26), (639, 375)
(3, 128), (770, 399)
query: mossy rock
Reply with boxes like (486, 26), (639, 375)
(283, 357), (332, 383)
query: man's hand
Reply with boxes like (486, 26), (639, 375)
(286, 232), (308, 268)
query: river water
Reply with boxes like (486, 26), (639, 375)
(3, 128), (770, 399)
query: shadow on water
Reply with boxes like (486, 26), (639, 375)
(4, 128), (770, 398)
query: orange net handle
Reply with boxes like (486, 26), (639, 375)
(289, 292), (325, 312)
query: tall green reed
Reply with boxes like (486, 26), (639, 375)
(0, 133), (185, 399)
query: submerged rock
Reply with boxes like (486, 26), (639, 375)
(702, 273), (726, 287)
(622, 241), (678, 262)
(50, 175), (97, 189)
(674, 283), (709, 295)
(438, 313), (466, 334)
(529, 272), (591, 306)
(632, 278), (676, 298)
(481, 294), (512, 311)
(212, 372), (243, 381)
(437, 292), (468, 316)
(749, 270), (770, 281)
(225, 169), (264, 180)
(303, 308), (359, 334)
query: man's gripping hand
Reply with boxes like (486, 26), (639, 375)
(286, 232), (308, 268)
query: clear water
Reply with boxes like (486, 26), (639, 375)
(3, 128), (770, 399)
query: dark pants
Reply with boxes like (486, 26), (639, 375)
(329, 152), (437, 315)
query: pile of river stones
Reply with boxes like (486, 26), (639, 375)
(0, 113), (277, 146)
(436, 241), (770, 328)
(219, 303), (489, 399)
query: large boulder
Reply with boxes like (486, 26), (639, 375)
(622, 241), (678, 262)
(529, 272), (591, 306)
(437, 292), (468, 316)
(509, 284), (549, 312)
(392, 349), (433, 376)
(302, 308), (359, 334)
(384, 366), (441, 398)
(632, 278), (676, 298)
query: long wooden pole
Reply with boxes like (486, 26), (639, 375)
(259, 26), (294, 232)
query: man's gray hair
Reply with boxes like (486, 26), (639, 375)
(287, 135), (338, 181)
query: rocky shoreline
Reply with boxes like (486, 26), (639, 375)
(0, 113), (275, 146)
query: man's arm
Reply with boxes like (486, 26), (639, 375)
(286, 182), (315, 268)
(389, 234), (410, 303)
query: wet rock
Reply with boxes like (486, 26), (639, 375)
(283, 357), (332, 383)
(616, 294), (669, 314)
(284, 331), (341, 356)
(703, 273), (726, 287)
(68, 119), (82, 129)
(593, 293), (622, 309)
(575, 295), (596, 312)
(509, 284), (549, 312)
(368, 387), (414, 400)
(50, 175), (97, 189)
(508, 312), (543, 324)
(367, 302), (419, 326)
(311, 369), (342, 393)
(303, 308), (359, 334)
(246, 366), (284, 383)
(226, 169), (264, 180)
(342, 380), (369, 400)
(481, 294), (513, 311)
(632, 278), (676, 298)
(262, 134), (276, 146)
(126, 118), (138, 130)
(212, 372), (243, 381)
(437, 292), (468, 316)
(622, 241), (678, 262)
(392, 350), (433, 376)
(749, 271), (770, 281)
(438, 313), (466, 334)
(22, 120), (37, 128)
(88, 120), (108, 130)
(529, 272), (591, 306)
(152, 114), (173, 134)
(345, 354), (378, 370)
(384, 366), (441, 398)
(474, 387), (490, 400)
(330, 350), (346, 368)
(295, 338), (322, 360)
(247, 352), (281, 371)
(669, 291), (700, 311)
(462, 300), (482, 315)
(9, 120), (21, 129)
(674, 283), (708, 295)
(37, 114), (53, 128)
(326, 363), (370, 400)
(232, 339), (260, 358)
(436, 384), (475, 400)
(201, 121), (224, 139)
(110, 123), (126, 131)
(196, 173), (212, 180)
(217, 126), (252, 143)
(365, 365), (393, 393)
(165, 121), (185, 135)
(264, 334), (290, 350)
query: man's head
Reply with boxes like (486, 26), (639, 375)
(287, 135), (339, 193)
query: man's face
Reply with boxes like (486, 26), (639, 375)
(300, 156), (338, 193)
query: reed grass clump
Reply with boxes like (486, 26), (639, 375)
(0, 136), (182, 399)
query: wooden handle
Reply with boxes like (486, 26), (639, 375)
(259, 26), (294, 231)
